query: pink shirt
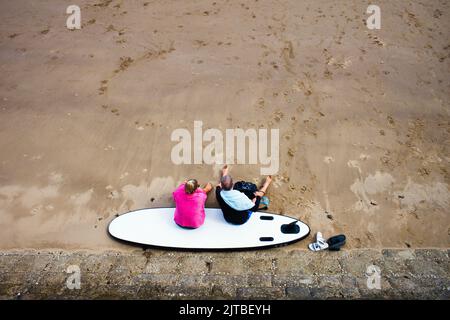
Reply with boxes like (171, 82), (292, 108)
(173, 183), (207, 228)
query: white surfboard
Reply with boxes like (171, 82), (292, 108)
(108, 208), (310, 250)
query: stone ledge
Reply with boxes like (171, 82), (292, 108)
(0, 249), (448, 299)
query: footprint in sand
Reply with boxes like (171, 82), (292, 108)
(360, 154), (370, 161)
(101, 103), (118, 116)
(367, 34), (385, 47)
(106, 186), (120, 200)
(106, 24), (117, 32)
(194, 40), (208, 48)
(324, 69), (333, 79)
(281, 41), (295, 73)
(115, 56), (134, 73)
(287, 148), (295, 157)
(324, 156), (335, 164)
(84, 19), (96, 27)
(273, 110), (284, 122)
(296, 80), (313, 96)
(93, 0), (113, 8)
(30, 205), (43, 216)
(387, 115), (395, 126)
(99, 80), (108, 95)
(256, 98), (265, 109)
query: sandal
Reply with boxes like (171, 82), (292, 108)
(308, 232), (329, 251)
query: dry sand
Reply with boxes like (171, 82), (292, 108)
(0, 0), (449, 250)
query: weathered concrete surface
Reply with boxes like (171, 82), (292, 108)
(0, 249), (448, 299)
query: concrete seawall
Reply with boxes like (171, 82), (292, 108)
(0, 249), (448, 299)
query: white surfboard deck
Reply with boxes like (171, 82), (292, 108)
(108, 208), (310, 250)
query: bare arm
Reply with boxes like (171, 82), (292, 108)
(203, 182), (212, 193)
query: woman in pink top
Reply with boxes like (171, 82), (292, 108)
(173, 179), (212, 229)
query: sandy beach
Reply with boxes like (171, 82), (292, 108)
(0, 0), (449, 251)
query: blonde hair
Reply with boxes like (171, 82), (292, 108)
(185, 179), (199, 194)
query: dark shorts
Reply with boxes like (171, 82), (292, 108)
(215, 186), (261, 225)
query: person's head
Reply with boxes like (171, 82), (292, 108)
(184, 179), (199, 194)
(221, 175), (233, 191)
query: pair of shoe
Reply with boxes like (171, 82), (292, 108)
(308, 232), (329, 251)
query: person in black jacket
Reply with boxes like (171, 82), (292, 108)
(216, 165), (272, 225)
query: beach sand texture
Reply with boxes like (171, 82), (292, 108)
(0, 0), (449, 250)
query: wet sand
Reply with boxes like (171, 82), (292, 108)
(0, 0), (449, 250)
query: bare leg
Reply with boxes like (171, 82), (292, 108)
(221, 164), (229, 177)
(218, 165), (229, 188)
(258, 175), (272, 194)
